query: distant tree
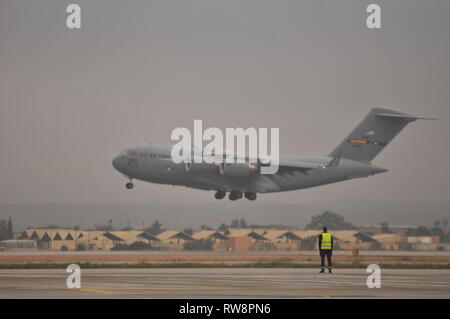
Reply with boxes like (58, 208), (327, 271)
(94, 225), (113, 231)
(120, 226), (134, 231)
(45, 224), (61, 229)
(218, 223), (229, 232)
(0, 219), (13, 240)
(443, 220), (448, 229)
(434, 220), (441, 228)
(72, 225), (80, 231)
(146, 220), (164, 235)
(413, 226), (431, 236)
(183, 227), (194, 235)
(305, 211), (355, 230)
(408, 225), (446, 241)
(7, 217), (13, 236)
(239, 218), (248, 228)
(200, 225), (213, 231)
(248, 224), (291, 230)
(380, 222), (392, 234)
(230, 219), (239, 228)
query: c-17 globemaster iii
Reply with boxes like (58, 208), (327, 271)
(112, 108), (435, 201)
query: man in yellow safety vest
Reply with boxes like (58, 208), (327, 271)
(318, 227), (333, 273)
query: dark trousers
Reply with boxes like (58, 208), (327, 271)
(320, 250), (332, 269)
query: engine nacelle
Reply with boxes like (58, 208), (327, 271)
(219, 163), (258, 177)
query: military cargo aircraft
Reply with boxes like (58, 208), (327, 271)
(112, 108), (434, 200)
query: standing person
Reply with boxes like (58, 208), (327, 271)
(318, 227), (333, 273)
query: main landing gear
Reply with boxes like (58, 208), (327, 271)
(214, 190), (257, 201)
(229, 191), (243, 201)
(214, 191), (226, 199)
(244, 192), (257, 201)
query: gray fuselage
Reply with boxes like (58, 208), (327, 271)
(112, 145), (387, 194)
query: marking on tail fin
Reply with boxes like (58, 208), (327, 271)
(350, 139), (369, 144)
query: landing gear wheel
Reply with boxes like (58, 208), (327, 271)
(229, 191), (242, 201)
(215, 191), (226, 199)
(244, 192), (257, 200)
(126, 182), (134, 189)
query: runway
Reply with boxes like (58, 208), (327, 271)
(0, 268), (449, 298)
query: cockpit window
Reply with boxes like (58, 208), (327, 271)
(126, 150), (138, 157)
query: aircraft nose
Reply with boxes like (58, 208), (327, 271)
(112, 155), (121, 171)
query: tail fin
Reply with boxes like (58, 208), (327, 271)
(329, 108), (436, 162)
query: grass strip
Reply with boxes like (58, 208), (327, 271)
(0, 262), (449, 269)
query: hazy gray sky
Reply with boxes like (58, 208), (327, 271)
(1, 1), (449, 227)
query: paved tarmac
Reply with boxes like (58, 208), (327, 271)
(0, 268), (449, 298)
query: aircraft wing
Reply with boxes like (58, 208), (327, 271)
(248, 160), (323, 193)
(274, 159), (323, 174)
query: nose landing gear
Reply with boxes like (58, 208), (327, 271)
(125, 180), (134, 189)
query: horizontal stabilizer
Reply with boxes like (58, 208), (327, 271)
(376, 113), (437, 121)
